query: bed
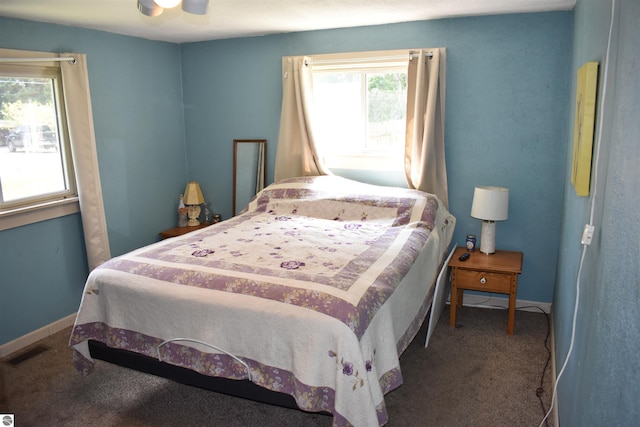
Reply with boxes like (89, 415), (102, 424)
(69, 175), (455, 426)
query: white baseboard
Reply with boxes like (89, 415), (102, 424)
(0, 312), (77, 358)
(447, 293), (551, 313)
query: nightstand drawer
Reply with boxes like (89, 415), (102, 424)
(454, 269), (512, 293)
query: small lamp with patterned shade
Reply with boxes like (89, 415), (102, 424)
(183, 181), (205, 226)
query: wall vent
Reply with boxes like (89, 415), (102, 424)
(3, 345), (50, 366)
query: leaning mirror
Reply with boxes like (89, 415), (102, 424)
(233, 139), (267, 216)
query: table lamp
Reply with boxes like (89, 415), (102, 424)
(183, 181), (205, 226)
(470, 186), (509, 254)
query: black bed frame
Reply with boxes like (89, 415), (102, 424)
(88, 340), (304, 411)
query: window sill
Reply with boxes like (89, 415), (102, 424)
(0, 197), (80, 231)
(323, 153), (403, 171)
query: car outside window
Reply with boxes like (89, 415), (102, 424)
(6, 124), (58, 153)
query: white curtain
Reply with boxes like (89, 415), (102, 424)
(60, 54), (111, 270)
(274, 56), (331, 181)
(405, 48), (449, 209)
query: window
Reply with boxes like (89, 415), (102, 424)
(0, 62), (77, 215)
(310, 53), (409, 171)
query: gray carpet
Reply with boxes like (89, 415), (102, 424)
(0, 306), (552, 426)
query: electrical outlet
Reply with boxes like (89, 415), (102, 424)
(581, 224), (595, 245)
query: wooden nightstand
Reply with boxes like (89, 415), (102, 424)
(159, 223), (211, 239)
(448, 246), (523, 335)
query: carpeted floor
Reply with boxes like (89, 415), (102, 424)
(0, 305), (553, 426)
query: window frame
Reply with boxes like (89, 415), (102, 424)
(0, 60), (79, 230)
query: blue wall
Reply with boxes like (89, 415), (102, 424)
(0, 18), (188, 344)
(0, 13), (573, 348)
(181, 12), (573, 305)
(554, 0), (640, 424)
(1, 215), (88, 339)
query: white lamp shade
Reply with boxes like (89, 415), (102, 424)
(470, 186), (509, 221)
(154, 0), (181, 8)
(137, 0), (164, 16)
(182, 0), (209, 14)
(183, 181), (205, 205)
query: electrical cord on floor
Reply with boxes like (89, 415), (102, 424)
(521, 305), (551, 427)
(495, 304), (551, 425)
(451, 297), (552, 425)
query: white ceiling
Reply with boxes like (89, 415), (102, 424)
(0, 0), (575, 44)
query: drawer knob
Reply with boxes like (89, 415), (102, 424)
(480, 277), (487, 284)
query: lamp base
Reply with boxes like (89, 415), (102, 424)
(480, 220), (496, 254)
(187, 205), (201, 227)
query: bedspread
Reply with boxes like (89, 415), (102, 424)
(70, 176), (455, 426)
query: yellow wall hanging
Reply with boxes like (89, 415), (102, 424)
(571, 61), (599, 197)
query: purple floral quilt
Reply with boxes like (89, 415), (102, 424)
(70, 176), (455, 427)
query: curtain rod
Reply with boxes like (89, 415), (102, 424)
(0, 56), (76, 63)
(310, 51), (432, 66)
(410, 51), (434, 59)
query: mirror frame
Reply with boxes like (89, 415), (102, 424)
(233, 139), (267, 216)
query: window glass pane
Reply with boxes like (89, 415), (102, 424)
(0, 74), (71, 206)
(366, 72), (407, 151)
(312, 72), (363, 154)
